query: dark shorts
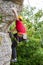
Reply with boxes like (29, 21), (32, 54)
(9, 32), (23, 48)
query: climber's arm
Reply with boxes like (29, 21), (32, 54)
(12, 8), (18, 20)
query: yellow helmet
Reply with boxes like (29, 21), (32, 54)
(18, 16), (23, 20)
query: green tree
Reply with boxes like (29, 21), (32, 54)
(11, 7), (43, 65)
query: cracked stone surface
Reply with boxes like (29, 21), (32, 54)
(0, 0), (23, 65)
(0, 0), (23, 22)
(0, 32), (12, 65)
(0, 0), (23, 31)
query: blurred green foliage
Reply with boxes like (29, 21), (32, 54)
(10, 7), (43, 65)
(0, 14), (2, 24)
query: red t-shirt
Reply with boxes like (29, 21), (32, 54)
(16, 20), (26, 34)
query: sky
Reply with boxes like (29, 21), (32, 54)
(24, 0), (43, 10)
(23, 0), (43, 22)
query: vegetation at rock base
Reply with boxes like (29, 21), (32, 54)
(9, 7), (43, 65)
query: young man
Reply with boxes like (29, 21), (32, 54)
(9, 8), (27, 62)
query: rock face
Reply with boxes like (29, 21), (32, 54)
(3, 0), (23, 5)
(0, 0), (23, 65)
(11, 0), (23, 5)
(0, 0), (23, 31)
(0, 0), (23, 22)
(0, 32), (12, 65)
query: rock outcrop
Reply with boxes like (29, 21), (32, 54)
(0, 0), (24, 31)
(0, 0), (23, 65)
(0, 32), (12, 65)
(0, 0), (23, 22)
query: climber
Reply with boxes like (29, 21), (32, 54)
(9, 7), (27, 62)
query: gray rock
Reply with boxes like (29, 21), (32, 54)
(0, 0), (23, 65)
(0, 0), (23, 31)
(0, 32), (12, 65)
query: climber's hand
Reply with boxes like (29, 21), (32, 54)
(12, 7), (16, 13)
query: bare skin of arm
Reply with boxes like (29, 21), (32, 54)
(12, 8), (18, 20)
